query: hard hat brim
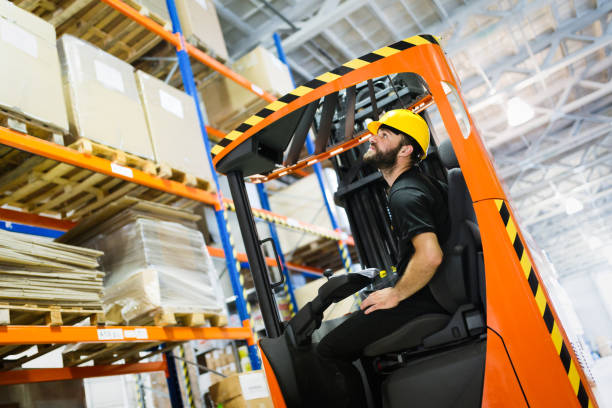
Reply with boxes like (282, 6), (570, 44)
(367, 120), (382, 135)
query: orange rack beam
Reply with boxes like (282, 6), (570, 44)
(100, 0), (276, 103)
(0, 324), (254, 345)
(0, 126), (218, 207)
(0, 208), (76, 231)
(0, 361), (167, 385)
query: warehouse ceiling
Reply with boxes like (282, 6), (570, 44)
(214, 0), (612, 279)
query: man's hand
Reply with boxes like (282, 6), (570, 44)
(360, 287), (401, 315)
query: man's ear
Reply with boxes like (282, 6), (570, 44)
(399, 144), (413, 158)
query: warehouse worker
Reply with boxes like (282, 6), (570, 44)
(317, 109), (450, 405)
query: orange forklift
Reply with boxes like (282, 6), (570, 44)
(210, 34), (599, 407)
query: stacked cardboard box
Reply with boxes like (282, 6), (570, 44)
(204, 345), (238, 382)
(57, 35), (154, 160)
(209, 371), (274, 408)
(0, 0), (68, 134)
(135, 70), (213, 184)
(201, 46), (294, 132)
(175, 0), (228, 61)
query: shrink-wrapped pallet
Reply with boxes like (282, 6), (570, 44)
(135, 70), (213, 184)
(175, 0), (228, 61)
(82, 208), (223, 324)
(0, 0), (68, 134)
(57, 35), (154, 160)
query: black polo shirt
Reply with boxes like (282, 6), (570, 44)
(388, 166), (450, 276)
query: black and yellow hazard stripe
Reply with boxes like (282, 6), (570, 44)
(211, 34), (440, 161)
(338, 241), (352, 272)
(495, 199), (592, 408)
(178, 345), (196, 408)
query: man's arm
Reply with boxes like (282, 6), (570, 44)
(360, 232), (443, 315)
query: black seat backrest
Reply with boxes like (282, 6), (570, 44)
(427, 140), (483, 313)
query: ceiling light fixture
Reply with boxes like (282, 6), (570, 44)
(507, 96), (534, 127)
(564, 197), (584, 215)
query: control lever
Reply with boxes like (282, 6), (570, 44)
(323, 268), (333, 280)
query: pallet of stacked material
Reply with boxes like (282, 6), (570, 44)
(0, 0), (69, 144)
(58, 34), (155, 161)
(135, 70), (215, 190)
(0, 228), (104, 329)
(59, 197), (226, 326)
(201, 46), (294, 133)
(0, 149), (199, 222)
(12, 0), (171, 63)
(174, 0), (228, 62)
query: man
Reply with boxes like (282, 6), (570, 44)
(317, 109), (450, 405)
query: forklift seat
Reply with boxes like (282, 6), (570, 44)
(364, 140), (485, 357)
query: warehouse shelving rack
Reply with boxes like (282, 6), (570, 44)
(0, 0), (355, 400)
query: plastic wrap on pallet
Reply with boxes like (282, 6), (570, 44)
(0, 0), (68, 133)
(135, 70), (213, 184)
(56, 34), (154, 160)
(83, 212), (223, 324)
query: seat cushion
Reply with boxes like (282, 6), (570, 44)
(363, 314), (450, 357)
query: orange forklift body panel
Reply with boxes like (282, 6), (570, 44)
(213, 36), (598, 408)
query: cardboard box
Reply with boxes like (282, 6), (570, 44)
(201, 47), (293, 132)
(57, 35), (154, 160)
(131, 0), (171, 22)
(226, 46), (294, 113)
(135, 70), (213, 183)
(209, 371), (273, 408)
(175, 0), (228, 61)
(0, 0), (68, 133)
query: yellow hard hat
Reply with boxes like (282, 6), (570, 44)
(367, 109), (430, 159)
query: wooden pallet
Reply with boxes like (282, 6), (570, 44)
(0, 107), (66, 146)
(0, 303), (103, 327)
(106, 306), (227, 328)
(0, 149), (192, 221)
(68, 138), (157, 175)
(289, 237), (359, 272)
(62, 340), (178, 367)
(156, 162), (213, 192)
(13, 0), (171, 63)
(0, 304), (104, 369)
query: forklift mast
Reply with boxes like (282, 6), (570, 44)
(212, 35), (599, 407)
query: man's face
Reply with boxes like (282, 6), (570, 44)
(363, 127), (404, 169)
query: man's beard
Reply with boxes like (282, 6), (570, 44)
(363, 143), (403, 170)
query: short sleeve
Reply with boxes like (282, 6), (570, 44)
(389, 187), (436, 241)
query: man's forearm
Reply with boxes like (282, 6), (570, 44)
(393, 253), (439, 302)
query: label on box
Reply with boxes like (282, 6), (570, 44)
(1, 20), (38, 58)
(124, 328), (148, 339)
(159, 89), (184, 118)
(110, 162), (133, 178)
(97, 328), (124, 340)
(195, 0), (208, 10)
(251, 84), (264, 96)
(239, 372), (269, 400)
(94, 60), (125, 93)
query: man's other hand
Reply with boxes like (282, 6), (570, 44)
(360, 287), (401, 314)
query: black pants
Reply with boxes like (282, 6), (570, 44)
(316, 286), (446, 407)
